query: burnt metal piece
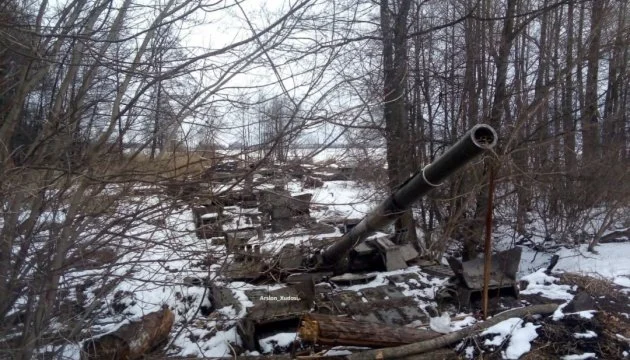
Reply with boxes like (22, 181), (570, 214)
(330, 273), (377, 286)
(457, 247), (521, 289)
(444, 247), (522, 308)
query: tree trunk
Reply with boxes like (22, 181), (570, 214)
(562, 1), (576, 184)
(82, 307), (175, 360)
(581, 0), (605, 167)
(380, 0), (417, 246)
(467, 0), (517, 261)
(299, 313), (440, 348)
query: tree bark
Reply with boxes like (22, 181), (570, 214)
(380, 0), (418, 247)
(299, 313), (440, 347)
(581, 0), (605, 166)
(467, 0), (516, 261)
(82, 307), (175, 360)
(143, 348), (458, 360)
(562, 0), (576, 183)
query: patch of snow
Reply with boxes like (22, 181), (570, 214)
(464, 346), (475, 359)
(481, 318), (540, 359)
(224, 282), (287, 318)
(613, 275), (630, 288)
(554, 244), (630, 280)
(287, 180), (303, 194)
(574, 330), (597, 339)
(551, 302), (568, 320)
(503, 322), (540, 359)
(482, 318), (523, 346)
(553, 303), (598, 321)
(429, 312), (452, 334)
(451, 316), (477, 331)
(309, 181), (380, 220)
(38, 343), (82, 359)
(251, 227), (341, 253)
(344, 266), (441, 293)
(173, 327), (242, 357)
(258, 332), (296, 353)
(324, 349), (353, 356)
(561, 353), (597, 360)
(573, 310), (597, 319)
(520, 269), (574, 300)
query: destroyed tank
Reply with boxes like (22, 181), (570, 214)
(208, 124), (499, 350)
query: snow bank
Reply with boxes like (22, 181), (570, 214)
(554, 244), (630, 280)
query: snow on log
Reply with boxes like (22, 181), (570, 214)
(298, 313), (440, 347)
(82, 307), (175, 360)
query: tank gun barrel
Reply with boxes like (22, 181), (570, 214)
(319, 124), (498, 267)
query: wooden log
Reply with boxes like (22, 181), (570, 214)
(298, 313), (440, 347)
(141, 348), (457, 360)
(82, 307), (175, 360)
(346, 303), (559, 360)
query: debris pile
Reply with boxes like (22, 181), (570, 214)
(73, 126), (630, 360)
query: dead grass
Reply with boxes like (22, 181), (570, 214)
(97, 151), (218, 182)
(520, 312), (630, 360)
(560, 272), (625, 302)
(522, 273), (630, 359)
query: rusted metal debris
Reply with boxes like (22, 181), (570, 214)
(441, 247), (522, 308)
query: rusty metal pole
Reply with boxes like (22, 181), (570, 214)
(482, 162), (496, 320)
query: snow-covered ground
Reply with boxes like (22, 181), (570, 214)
(14, 175), (629, 359)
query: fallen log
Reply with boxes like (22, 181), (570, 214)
(299, 313), (440, 347)
(82, 307), (175, 360)
(346, 303), (559, 360)
(141, 348), (457, 360)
